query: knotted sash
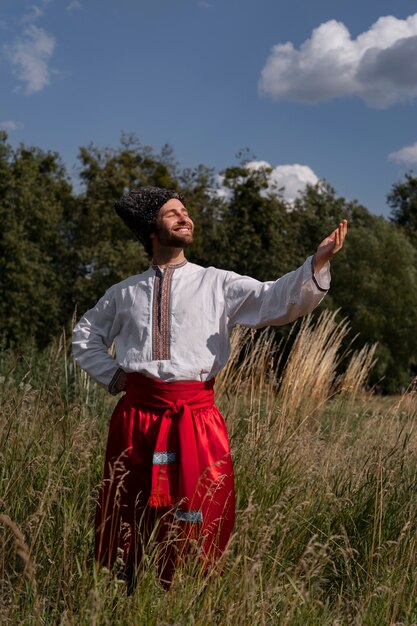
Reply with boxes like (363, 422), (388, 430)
(125, 373), (216, 515)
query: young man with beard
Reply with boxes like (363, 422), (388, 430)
(72, 186), (347, 590)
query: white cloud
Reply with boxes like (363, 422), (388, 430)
(20, 4), (43, 24)
(5, 25), (56, 93)
(216, 160), (320, 205)
(0, 121), (23, 131)
(388, 142), (417, 165)
(20, 0), (52, 23)
(259, 13), (417, 108)
(214, 174), (231, 200)
(247, 161), (319, 203)
(67, 0), (82, 11)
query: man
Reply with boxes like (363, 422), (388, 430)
(72, 186), (347, 590)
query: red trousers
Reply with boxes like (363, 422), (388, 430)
(95, 374), (235, 582)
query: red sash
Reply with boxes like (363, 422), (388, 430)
(125, 373), (215, 513)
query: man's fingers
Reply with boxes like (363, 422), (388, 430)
(316, 220), (348, 264)
(323, 220), (348, 255)
(334, 220), (348, 251)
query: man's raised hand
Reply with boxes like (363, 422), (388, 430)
(313, 220), (348, 274)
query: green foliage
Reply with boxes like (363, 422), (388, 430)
(218, 165), (301, 279)
(292, 181), (350, 257)
(0, 133), (74, 347)
(179, 164), (228, 269)
(332, 216), (417, 390)
(388, 173), (417, 244)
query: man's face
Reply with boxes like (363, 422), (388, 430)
(151, 198), (194, 249)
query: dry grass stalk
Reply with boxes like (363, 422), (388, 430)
(390, 376), (417, 421)
(0, 512), (40, 620)
(338, 343), (378, 399)
(0, 514), (37, 587)
(275, 310), (350, 439)
(218, 312), (378, 443)
(216, 325), (279, 434)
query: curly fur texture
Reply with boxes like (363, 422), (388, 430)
(114, 186), (186, 256)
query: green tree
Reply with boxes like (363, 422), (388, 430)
(0, 133), (74, 347)
(291, 181), (350, 259)
(179, 164), (228, 269)
(388, 173), (417, 247)
(332, 216), (417, 391)
(218, 165), (300, 280)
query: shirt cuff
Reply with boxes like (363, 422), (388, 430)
(311, 256), (331, 292)
(108, 367), (125, 395)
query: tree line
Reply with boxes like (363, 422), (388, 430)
(1, 131), (416, 392)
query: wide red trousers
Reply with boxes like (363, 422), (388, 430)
(95, 373), (235, 582)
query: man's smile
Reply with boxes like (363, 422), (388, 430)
(173, 226), (192, 232)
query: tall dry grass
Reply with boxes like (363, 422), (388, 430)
(1, 317), (417, 625)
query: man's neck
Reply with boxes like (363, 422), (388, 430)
(152, 247), (186, 269)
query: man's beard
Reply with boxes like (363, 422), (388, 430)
(154, 228), (193, 248)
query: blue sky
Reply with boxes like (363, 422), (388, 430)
(1, 0), (417, 215)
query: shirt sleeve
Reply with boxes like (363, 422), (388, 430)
(72, 287), (122, 390)
(225, 255), (330, 329)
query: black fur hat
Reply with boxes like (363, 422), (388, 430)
(114, 186), (185, 255)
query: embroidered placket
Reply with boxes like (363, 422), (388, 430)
(151, 260), (187, 361)
(152, 267), (173, 360)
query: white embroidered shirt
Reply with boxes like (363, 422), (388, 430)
(72, 257), (330, 391)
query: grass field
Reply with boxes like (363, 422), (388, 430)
(1, 313), (417, 625)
